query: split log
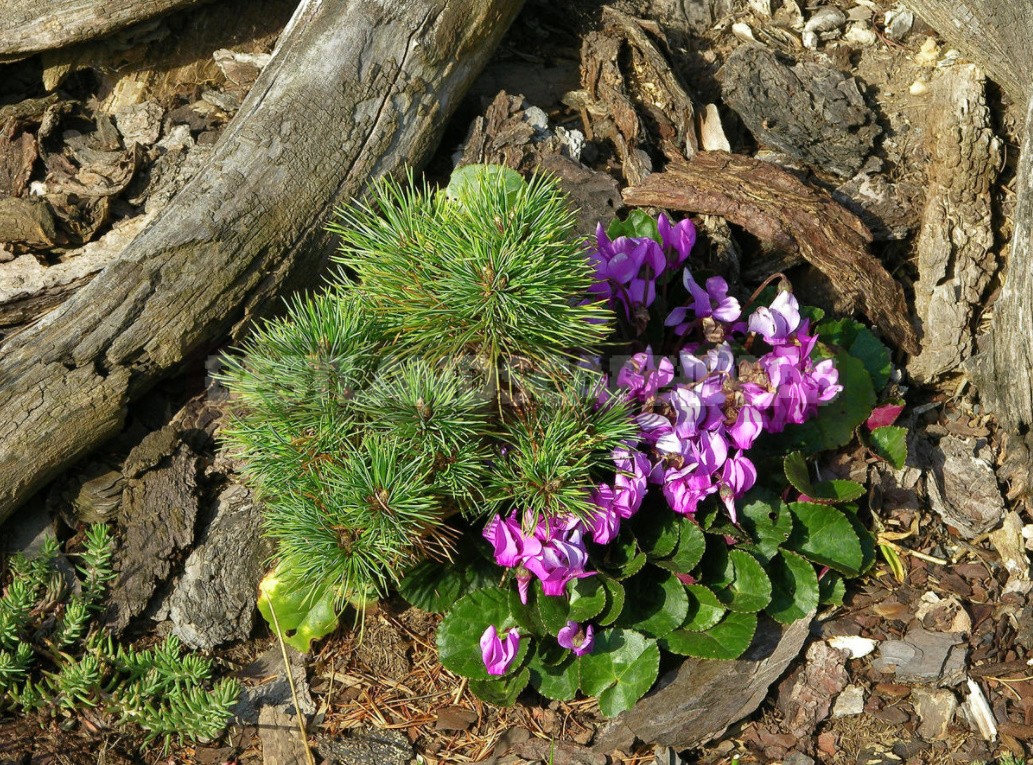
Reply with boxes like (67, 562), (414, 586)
(623, 151), (919, 353)
(0, 0), (524, 524)
(907, 64), (1000, 383)
(0, 0), (211, 58)
(907, 0), (1033, 497)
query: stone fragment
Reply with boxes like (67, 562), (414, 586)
(884, 7), (914, 40)
(990, 512), (1033, 595)
(915, 592), (972, 635)
(832, 684), (866, 717)
(168, 482), (271, 649)
(435, 706), (478, 731)
(593, 613), (813, 752)
(922, 436), (1005, 538)
(871, 626), (967, 686)
(783, 753), (816, 765)
(236, 646), (315, 724)
(258, 706), (309, 765)
(721, 44), (880, 177)
(213, 48), (271, 88)
(316, 729), (411, 765)
(827, 635), (878, 658)
(911, 687), (957, 739)
(776, 641), (850, 743)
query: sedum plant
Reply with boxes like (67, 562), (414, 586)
(222, 166), (899, 714)
(0, 525), (240, 750)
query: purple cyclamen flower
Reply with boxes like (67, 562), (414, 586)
(657, 213), (697, 269)
(748, 290), (801, 345)
(557, 621), (595, 657)
(611, 447), (649, 519)
(728, 405), (764, 451)
(586, 485), (622, 545)
(523, 530), (595, 597)
(483, 513), (541, 568)
(617, 349), (674, 402)
(719, 452), (757, 524)
(662, 463), (717, 516)
(666, 274), (740, 334)
(480, 625), (520, 676)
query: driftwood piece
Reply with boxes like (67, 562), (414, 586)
(624, 151), (919, 353)
(573, 7), (699, 185)
(0, 0), (210, 58)
(720, 44), (880, 178)
(908, 64), (1001, 383)
(0, 0), (523, 524)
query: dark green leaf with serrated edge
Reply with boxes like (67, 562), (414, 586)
(655, 517), (706, 574)
(397, 553), (498, 614)
(535, 639), (568, 667)
(766, 550), (820, 624)
(738, 489), (793, 562)
(682, 584), (726, 632)
(535, 582), (571, 635)
(661, 611), (758, 660)
(597, 575), (625, 626)
(607, 209), (660, 243)
(848, 326), (893, 392)
(715, 550), (772, 613)
(818, 571), (846, 605)
(698, 535), (732, 589)
(617, 570), (689, 638)
(600, 527), (647, 580)
(578, 628), (660, 718)
(437, 587), (526, 680)
(633, 509), (680, 559)
(784, 451), (865, 504)
(568, 576), (606, 623)
(786, 502), (864, 576)
(843, 510), (876, 575)
(870, 425), (907, 470)
(528, 652), (579, 701)
(469, 667), (530, 706)
(770, 351), (875, 454)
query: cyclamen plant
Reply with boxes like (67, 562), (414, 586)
(220, 165), (904, 715)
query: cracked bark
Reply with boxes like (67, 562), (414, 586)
(0, 0), (523, 523)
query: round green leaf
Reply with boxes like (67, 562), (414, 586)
(661, 611), (758, 660)
(617, 570), (690, 638)
(818, 571), (846, 605)
(445, 164), (526, 208)
(783, 452), (864, 504)
(715, 550), (772, 613)
(469, 667), (530, 706)
(738, 489), (793, 563)
(568, 576), (606, 623)
(578, 628), (660, 718)
(528, 653), (579, 702)
(600, 528), (647, 580)
(681, 584), (726, 632)
(786, 502), (864, 576)
(597, 575), (626, 627)
(633, 509), (681, 559)
(655, 518), (706, 574)
(870, 425), (907, 470)
(436, 587), (525, 680)
(257, 573), (339, 654)
(766, 550), (820, 624)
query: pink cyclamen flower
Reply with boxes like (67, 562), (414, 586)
(557, 621), (595, 657)
(524, 531), (594, 597)
(657, 213), (697, 269)
(480, 625), (520, 676)
(617, 349), (675, 402)
(748, 290), (801, 345)
(483, 513), (542, 568)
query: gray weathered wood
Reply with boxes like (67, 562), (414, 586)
(908, 64), (1000, 383)
(0, 0), (523, 524)
(0, 0), (210, 58)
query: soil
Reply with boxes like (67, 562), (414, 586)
(1, 1), (1032, 764)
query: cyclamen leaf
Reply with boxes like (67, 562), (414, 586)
(870, 425), (908, 470)
(607, 209), (661, 243)
(661, 611), (758, 660)
(766, 550), (820, 624)
(568, 576), (607, 623)
(738, 489), (793, 562)
(816, 318), (892, 392)
(818, 571), (846, 605)
(597, 575), (626, 627)
(633, 510), (681, 559)
(528, 653), (579, 702)
(682, 584), (726, 632)
(445, 164), (526, 208)
(437, 588), (526, 680)
(469, 667), (530, 706)
(715, 550), (772, 614)
(844, 510), (877, 575)
(578, 628), (660, 718)
(396, 556), (497, 614)
(786, 502), (864, 576)
(600, 528), (647, 580)
(617, 570), (689, 638)
(257, 573), (339, 654)
(655, 518), (706, 574)
(783, 452), (864, 504)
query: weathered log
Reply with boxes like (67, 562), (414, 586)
(906, 0), (1031, 105)
(908, 64), (1000, 383)
(0, 0), (524, 524)
(623, 151), (919, 353)
(0, 0), (211, 58)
